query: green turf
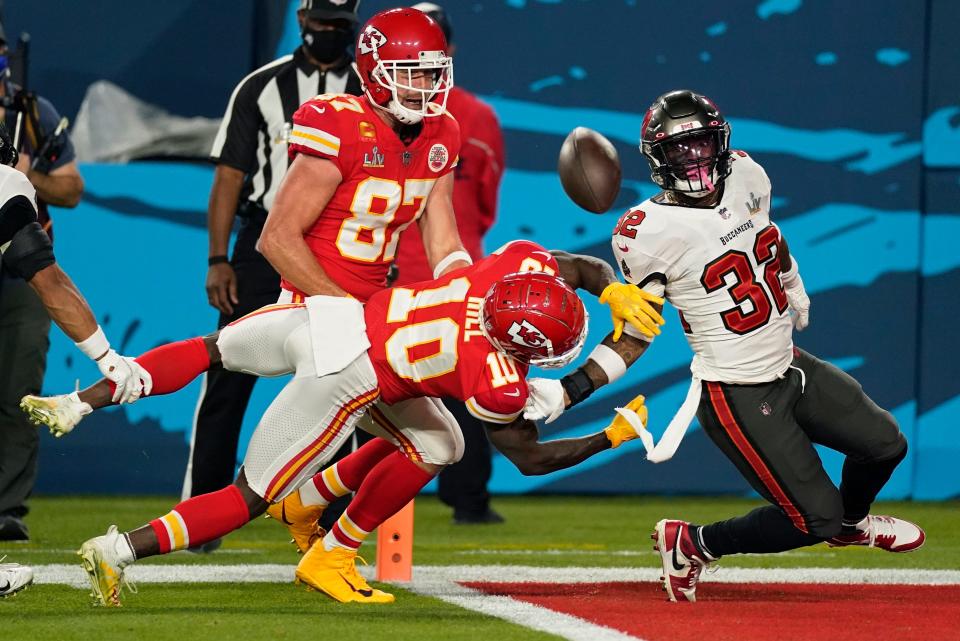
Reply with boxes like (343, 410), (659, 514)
(1, 584), (559, 641)
(6, 495), (958, 569)
(3, 495), (957, 641)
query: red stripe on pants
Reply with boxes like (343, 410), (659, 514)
(707, 382), (808, 533)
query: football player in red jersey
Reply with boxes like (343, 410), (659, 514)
(40, 240), (656, 606)
(265, 7), (467, 304)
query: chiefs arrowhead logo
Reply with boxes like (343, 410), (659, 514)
(358, 26), (387, 55)
(507, 320), (547, 348)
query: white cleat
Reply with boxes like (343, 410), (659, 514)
(828, 514), (926, 553)
(78, 525), (136, 607)
(20, 392), (92, 438)
(0, 557), (34, 597)
(651, 519), (714, 603)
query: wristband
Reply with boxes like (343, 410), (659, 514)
(433, 250), (472, 278)
(208, 255), (230, 266)
(587, 344), (627, 383)
(76, 326), (111, 360)
(560, 368), (596, 408)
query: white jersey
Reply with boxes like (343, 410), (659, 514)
(0, 164), (39, 253)
(612, 151), (793, 383)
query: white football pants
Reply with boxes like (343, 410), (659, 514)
(216, 299), (463, 501)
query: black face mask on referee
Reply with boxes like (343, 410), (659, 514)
(301, 24), (353, 65)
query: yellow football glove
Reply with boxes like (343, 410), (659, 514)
(599, 282), (665, 342)
(603, 393), (648, 448)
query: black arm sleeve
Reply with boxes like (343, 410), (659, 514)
(0, 195), (38, 248)
(2, 221), (56, 281)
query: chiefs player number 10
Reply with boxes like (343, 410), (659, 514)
(382, 254), (555, 385)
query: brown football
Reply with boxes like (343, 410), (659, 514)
(558, 127), (622, 214)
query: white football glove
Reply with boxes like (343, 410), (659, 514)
(523, 378), (566, 424)
(781, 261), (810, 331)
(786, 285), (810, 331)
(97, 350), (154, 404)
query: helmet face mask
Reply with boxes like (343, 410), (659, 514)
(478, 271), (589, 370)
(355, 10), (453, 125)
(640, 90), (732, 197)
(370, 55), (453, 124)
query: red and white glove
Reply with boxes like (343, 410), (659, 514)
(77, 326), (153, 404)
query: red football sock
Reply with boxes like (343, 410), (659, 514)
(148, 485), (249, 553)
(107, 337), (210, 402)
(326, 450), (433, 550)
(306, 438), (396, 506)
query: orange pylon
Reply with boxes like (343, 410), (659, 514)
(375, 499), (414, 582)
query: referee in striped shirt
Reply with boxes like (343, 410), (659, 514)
(185, 0), (363, 551)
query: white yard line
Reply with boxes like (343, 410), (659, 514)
(411, 565), (960, 586)
(32, 562), (960, 588)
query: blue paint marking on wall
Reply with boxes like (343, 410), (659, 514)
(815, 52), (837, 65)
(876, 47), (911, 66)
(923, 107), (960, 166)
(706, 21), (727, 37)
(529, 75), (565, 92)
(757, 0), (803, 20)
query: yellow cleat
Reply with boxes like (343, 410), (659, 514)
(266, 492), (326, 554)
(295, 542), (394, 604)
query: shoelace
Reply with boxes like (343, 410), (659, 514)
(343, 554), (373, 590)
(103, 570), (138, 606)
(864, 515), (897, 548)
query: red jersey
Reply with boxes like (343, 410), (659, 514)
(365, 240), (559, 424)
(393, 87), (505, 285)
(285, 93), (461, 302)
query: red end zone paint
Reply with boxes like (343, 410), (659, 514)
(463, 581), (960, 641)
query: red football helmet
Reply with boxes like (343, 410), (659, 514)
(480, 271), (589, 369)
(354, 8), (453, 124)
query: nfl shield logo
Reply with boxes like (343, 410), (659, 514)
(759, 402), (773, 416)
(718, 207), (730, 219)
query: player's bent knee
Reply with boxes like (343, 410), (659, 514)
(428, 426), (465, 466)
(874, 428), (908, 463)
(233, 469), (270, 518)
(803, 492), (844, 539)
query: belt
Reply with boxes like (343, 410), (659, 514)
(237, 201), (269, 223)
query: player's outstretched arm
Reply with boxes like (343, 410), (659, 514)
(524, 327), (656, 424)
(28, 263), (99, 344)
(26, 264), (153, 404)
(486, 393), (648, 475)
(419, 172), (471, 277)
(552, 250), (665, 340)
(551, 249), (617, 297)
(259, 154), (348, 297)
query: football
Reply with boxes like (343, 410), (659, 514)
(557, 127), (622, 214)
